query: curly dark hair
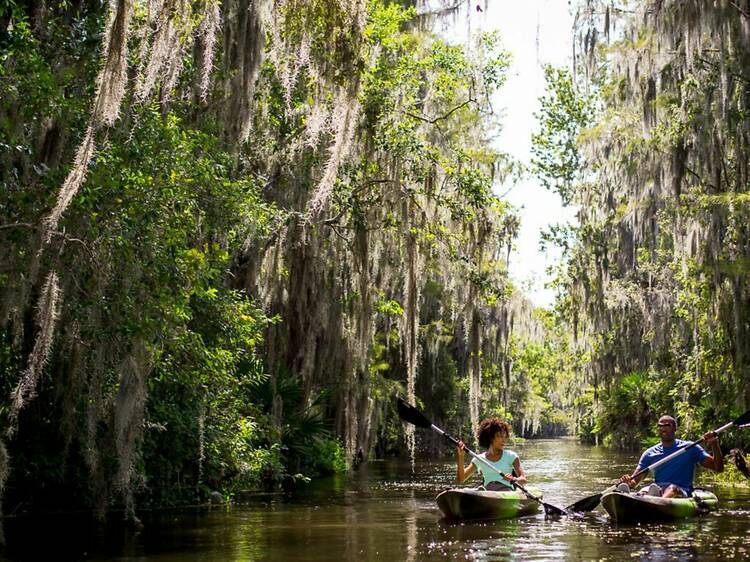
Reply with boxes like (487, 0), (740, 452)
(477, 418), (511, 448)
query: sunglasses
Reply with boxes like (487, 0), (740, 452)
(657, 422), (675, 428)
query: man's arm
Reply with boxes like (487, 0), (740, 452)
(621, 450), (651, 487)
(700, 431), (724, 472)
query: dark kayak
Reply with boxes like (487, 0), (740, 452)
(436, 486), (542, 520)
(601, 489), (718, 523)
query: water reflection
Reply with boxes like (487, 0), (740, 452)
(2, 439), (749, 561)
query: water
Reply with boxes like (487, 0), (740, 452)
(3, 438), (749, 561)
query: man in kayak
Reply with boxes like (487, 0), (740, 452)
(618, 415), (724, 498)
(456, 418), (526, 491)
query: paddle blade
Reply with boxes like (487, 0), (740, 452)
(396, 397), (432, 429)
(566, 493), (602, 514)
(734, 408), (750, 428)
(542, 502), (569, 517)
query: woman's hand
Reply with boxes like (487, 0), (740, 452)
(456, 440), (465, 458)
(506, 474), (526, 485)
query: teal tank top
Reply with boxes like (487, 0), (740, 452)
(471, 449), (518, 488)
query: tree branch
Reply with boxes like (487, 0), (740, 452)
(729, 1), (750, 19)
(415, 2), (460, 18)
(406, 98), (476, 125)
(0, 222), (34, 230)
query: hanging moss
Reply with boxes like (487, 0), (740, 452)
(0, 0), (537, 521)
(540, 1), (750, 446)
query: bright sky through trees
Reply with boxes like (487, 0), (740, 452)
(487, 1), (576, 308)
(439, 0), (576, 307)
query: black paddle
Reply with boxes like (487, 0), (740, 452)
(567, 408), (750, 513)
(396, 396), (569, 517)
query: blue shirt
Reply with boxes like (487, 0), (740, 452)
(636, 439), (710, 492)
(471, 449), (518, 488)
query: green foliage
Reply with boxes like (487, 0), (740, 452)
(531, 66), (597, 205)
(305, 438), (348, 475)
(375, 291), (404, 316)
(249, 368), (344, 480)
(365, 1), (415, 49)
(84, 108), (277, 501)
(697, 461), (750, 488)
(367, 329), (408, 457)
(594, 372), (657, 448)
(534, 3), (750, 452)
(1, 100), (282, 508)
(481, 314), (586, 439)
(354, 4), (518, 310)
(0, 0), (537, 519)
(360, 4), (511, 206)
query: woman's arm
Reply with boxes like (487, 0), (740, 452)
(456, 441), (476, 483)
(512, 457), (527, 484)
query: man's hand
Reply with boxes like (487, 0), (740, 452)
(620, 474), (636, 487)
(702, 430), (719, 444)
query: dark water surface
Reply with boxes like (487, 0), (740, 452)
(3, 438), (750, 561)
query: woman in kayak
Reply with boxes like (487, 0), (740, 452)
(456, 418), (526, 491)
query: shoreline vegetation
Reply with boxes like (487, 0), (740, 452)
(1, 441), (745, 523)
(700, 464), (750, 489)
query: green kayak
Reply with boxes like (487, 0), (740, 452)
(601, 489), (718, 523)
(436, 486), (542, 520)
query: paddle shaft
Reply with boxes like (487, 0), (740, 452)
(430, 423), (542, 502)
(630, 419), (733, 481)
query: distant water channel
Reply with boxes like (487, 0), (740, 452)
(3, 438), (750, 561)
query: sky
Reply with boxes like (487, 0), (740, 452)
(435, 1), (578, 307)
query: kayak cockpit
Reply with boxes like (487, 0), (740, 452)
(601, 489), (718, 523)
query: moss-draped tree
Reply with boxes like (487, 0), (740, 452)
(535, 0), (750, 449)
(1, 0), (564, 524)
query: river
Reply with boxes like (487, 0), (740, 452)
(2, 438), (749, 561)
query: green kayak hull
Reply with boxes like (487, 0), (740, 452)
(601, 490), (718, 523)
(436, 487), (542, 521)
